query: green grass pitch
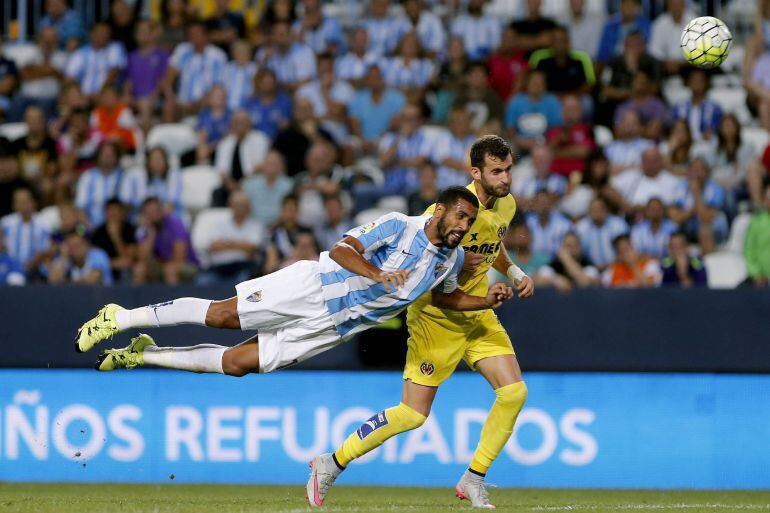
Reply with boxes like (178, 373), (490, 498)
(1, 484), (769, 513)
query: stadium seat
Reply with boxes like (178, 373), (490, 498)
(36, 205), (60, 232)
(0, 122), (29, 141)
(593, 125), (613, 147)
(707, 88), (752, 124)
(662, 79), (690, 106)
(354, 207), (391, 226)
(741, 127), (770, 154)
(420, 125), (450, 146)
(181, 165), (221, 213)
(703, 251), (747, 288)
(146, 123), (197, 158)
(191, 207), (230, 268)
(377, 195), (408, 214)
(723, 212), (753, 253)
(2, 43), (38, 67)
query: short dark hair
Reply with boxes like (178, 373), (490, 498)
(105, 197), (125, 209)
(437, 186), (479, 210)
(282, 193), (299, 206)
(670, 231), (688, 242)
(140, 196), (161, 210)
(465, 61), (489, 75)
(612, 233), (631, 249)
(469, 135), (512, 169)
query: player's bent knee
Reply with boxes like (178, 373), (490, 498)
(206, 299), (241, 329)
(496, 381), (528, 405)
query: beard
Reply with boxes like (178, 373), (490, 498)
(437, 215), (463, 248)
(480, 176), (510, 198)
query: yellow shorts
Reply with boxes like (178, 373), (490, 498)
(403, 309), (515, 387)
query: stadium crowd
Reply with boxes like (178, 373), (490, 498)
(1, 0), (770, 290)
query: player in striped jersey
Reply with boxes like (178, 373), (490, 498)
(76, 187), (513, 378)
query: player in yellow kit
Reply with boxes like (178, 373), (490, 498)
(306, 136), (534, 509)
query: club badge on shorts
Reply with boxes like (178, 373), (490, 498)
(420, 361), (435, 376)
(246, 290), (262, 303)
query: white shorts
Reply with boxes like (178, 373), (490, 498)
(235, 260), (342, 373)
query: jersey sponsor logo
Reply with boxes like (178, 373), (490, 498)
(498, 226), (507, 239)
(433, 263), (448, 277)
(245, 291), (262, 303)
(420, 360), (435, 376)
(469, 233), (479, 241)
(358, 222), (377, 234)
(356, 411), (389, 440)
(463, 241), (502, 255)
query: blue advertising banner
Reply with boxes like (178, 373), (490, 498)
(1, 370), (769, 489)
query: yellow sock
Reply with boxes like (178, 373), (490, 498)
(334, 402), (426, 467)
(469, 381), (528, 475)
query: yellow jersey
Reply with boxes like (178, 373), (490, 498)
(407, 182), (517, 322)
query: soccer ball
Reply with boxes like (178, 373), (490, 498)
(680, 16), (732, 69)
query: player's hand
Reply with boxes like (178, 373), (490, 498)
(462, 252), (484, 273)
(373, 270), (410, 293)
(485, 282), (514, 309)
(515, 275), (535, 298)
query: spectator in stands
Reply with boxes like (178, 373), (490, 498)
(659, 119), (694, 177)
(40, 0), (86, 51)
(335, 27), (377, 87)
(315, 194), (353, 251)
(598, 30), (661, 127)
(538, 231), (599, 292)
(377, 104), (431, 195)
(510, 0), (557, 54)
(0, 139), (31, 218)
(502, 222), (551, 280)
(556, 0), (604, 59)
(295, 141), (345, 228)
(0, 40), (18, 121)
(505, 70), (562, 153)
(134, 196), (198, 285)
(197, 190), (265, 284)
(487, 26), (528, 102)
(158, 0), (192, 51)
(648, 0), (694, 74)
(513, 144), (567, 211)
(65, 22), (126, 100)
(213, 110), (271, 206)
(1, 187), (50, 275)
(613, 71), (666, 141)
(264, 194), (313, 272)
(363, 0), (408, 57)
(206, 0), (246, 51)
(75, 141), (139, 226)
(48, 203), (85, 249)
(746, 48), (770, 116)
(671, 69), (722, 143)
(450, 0), (502, 61)
(125, 20), (169, 134)
(297, 53), (355, 119)
(575, 197), (629, 268)
(257, 21), (317, 91)
(613, 146), (680, 213)
(273, 97), (335, 176)
(602, 234), (661, 288)
(278, 230), (320, 269)
(407, 162), (439, 216)
(744, 184), (770, 288)
(13, 106), (59, 204)
(242, 150), (294, 226)
(402, 0), (445, 58)
(453, 62), (505, 132)
(224, 40), (257, 111)
(49, 82), (88, 139)
(433, 107), (475, 188)
(546, 95), (595, 178)
(105, 2), (137, 53)
(244, 68), (292, 140)
(631, 197), (677, 259)
(429, 37), (468, 125)
(526, 189), (573, 257)
(702, 114), (756, 194)
(668, 158), (728, 255)
(11, 27), (66, 121)
(0, 229), (25, 285)
(48, 225), (113, 285)
(90, 198), (137, 282)
(529, 25), (595, 100)
(195, 85), (232, 164)
(293, 0), (344, 55)
(381, 32), (435, 93)
(133, 147), (183, 216)
(747, 126), (770, 210)
(56, 108), (100, 176)
(561, 149), (628, 219)
(660, 231), (707, 288)
(162, 21), (227, 121)
(91, 85), (137, 152)
(596, 0), (651, 64)
(605, 109), (654, 174)
(349, 65), (406, 154)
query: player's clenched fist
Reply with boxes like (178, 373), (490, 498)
(485, 282), (514, 308)
(373, 270), (411, 293)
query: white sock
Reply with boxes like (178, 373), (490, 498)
(142, 344), (226, 374)
(115, 298), (212, 331)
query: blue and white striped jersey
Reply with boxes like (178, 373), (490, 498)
(631, 219), (678, 258)
(292, 17), (345, 54)
(75, 167), (142, 226)
(403, 11), (446, 55)
(257, 43), (318, 86)
(450, 14), (501, 60)
(223, 61), (257, 110)
(380, 57), (435, 89)
(335, 51), (378, 82)
(363, 17), (410, 56)
(1, 213), (50, 268)
(513, 174), (568, 199)
(604, 138), (654, 168)
(65, 42), (126, 95)
(526, 212), (573, 257)
(574, 215), (629, 267)
(169, 43), (227, 103)
(317, 212), (464, 338)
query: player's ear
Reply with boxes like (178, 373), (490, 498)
(470, 166), (482, 181)
(433, 203), (446, 217)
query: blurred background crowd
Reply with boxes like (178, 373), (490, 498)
(0, 0), (769, 291)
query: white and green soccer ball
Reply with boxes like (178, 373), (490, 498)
(680, 16), (732, 69)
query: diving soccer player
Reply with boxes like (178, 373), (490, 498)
(76, 186), (514, 379)
(307, 136), (533, 508)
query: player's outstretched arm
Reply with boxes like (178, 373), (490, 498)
(329, 236), (410, 293)
(431, 283), (514, 311)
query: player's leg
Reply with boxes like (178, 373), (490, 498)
(307, 380), (438, 507)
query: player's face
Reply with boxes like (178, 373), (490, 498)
(437, 200), (478, 248)
(476, 153), (513, 198)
